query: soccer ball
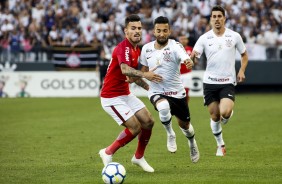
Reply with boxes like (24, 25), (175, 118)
(102, 162), (126, 184)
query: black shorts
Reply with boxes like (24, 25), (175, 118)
(150, 94), (190, 122)
(203, 83), (235, 106)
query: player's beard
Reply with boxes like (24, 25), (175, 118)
(156, 37), (168, 46)
(130, 35), (141, 44)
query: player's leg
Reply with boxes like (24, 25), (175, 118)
(99, 97), (141, 166)
(219, 84), (235, 124)
(156, 98), (177, 153)
(129, 95), (154, 172)
(173, 97), (199, 163)
(204, 83), (226, 156)
(208, 102), (226, 156)
(220, 98), (234, 124)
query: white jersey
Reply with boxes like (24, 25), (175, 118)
(193, 28), (246, 85)
(140, 39), (190, 99)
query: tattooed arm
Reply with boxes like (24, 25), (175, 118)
(120, 63), (162, 83)
(135, 65), (150, 90)
(134, 78), (149, 91)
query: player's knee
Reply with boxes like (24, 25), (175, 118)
(129, 123), (142, 136)
(156, 100), (171, 123)
(211, 114), (220, 122)
(221, 109), (233, 119)
(144, 116), (154, 129)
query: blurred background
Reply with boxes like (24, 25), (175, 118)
(0, 0), (282, 97)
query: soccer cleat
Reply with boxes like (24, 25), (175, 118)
(188, 139), (200, 163)
(221, 110), (234, 125)
(167, 134), (177, 153)
(99, 148), (112, 166)
(131, 155), (154, 172)
(216, 145), (226, 156)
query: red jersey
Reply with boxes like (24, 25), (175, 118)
(100, 39), (140, 98)
(180, 45), (193, 74)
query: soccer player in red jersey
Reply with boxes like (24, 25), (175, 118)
(99, 14), (162, 172)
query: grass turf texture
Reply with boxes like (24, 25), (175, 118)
(0, 94), (281, 183)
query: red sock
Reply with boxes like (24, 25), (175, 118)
(185, 88), (190, 102)
(135, 128), (152, 159)
(106, 128), (135, 155)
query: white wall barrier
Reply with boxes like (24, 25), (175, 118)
(0, 71), (204, 98)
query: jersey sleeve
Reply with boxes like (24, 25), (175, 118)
(116, 44), (131, 65)
(140, 44), (148, 66)
(193, 35), (204, 58)
(235, 33), (246, 54)
(175, 41), (190, 64)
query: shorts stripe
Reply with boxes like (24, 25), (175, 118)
(110, 105), (126, 123)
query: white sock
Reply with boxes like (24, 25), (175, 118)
(210, 119), (225, 146)
(180, 124), (195, 146)
(163, 121), (175, 136)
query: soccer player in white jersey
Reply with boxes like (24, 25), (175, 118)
(190, 6), (248, 156)
(140, 16), (200, 163)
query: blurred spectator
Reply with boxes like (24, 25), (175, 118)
(32, 4), (45, 27)
(48, 25), (61, 46)
(1, 19), (14, 33)
(0, 33), (10, 62)
(30, 31), (46, 62)
(10, 29), (21, 62)
(21, 33), (33, 62)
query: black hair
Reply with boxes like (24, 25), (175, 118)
(211, 5), (225, 17)
(124, 14), (141, 27)
(154, 16), (169, 26)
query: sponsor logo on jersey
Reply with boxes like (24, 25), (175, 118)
(225, 34), (232, 37)
(146, 49), (153, 53)
(208, 76), (230, 82)
(125, 47), (130, 61)
(162, 91), (177, 96)
(207, 36), (213, 39)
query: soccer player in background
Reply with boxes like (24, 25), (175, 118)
(190, 5), (248, 156)
(178, 35), (193, 103)
(140, 16), (200, 163)
(99, 14), (162, 172)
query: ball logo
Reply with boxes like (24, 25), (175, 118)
(66, 52), (81, 68)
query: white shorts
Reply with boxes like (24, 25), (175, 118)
(100, 93), (145, 125)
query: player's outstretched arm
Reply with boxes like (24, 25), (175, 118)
(120, 63), (162, 83)
(237, 51), (248, 83)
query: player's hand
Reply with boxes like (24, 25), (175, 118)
(184, 59), (194, 70)
(237, 70), (246, 83)
(143, 70), (162, 83)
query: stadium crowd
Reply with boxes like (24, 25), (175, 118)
(0, 0), (282, 63)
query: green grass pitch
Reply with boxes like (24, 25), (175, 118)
(1, 94), (282, 183)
